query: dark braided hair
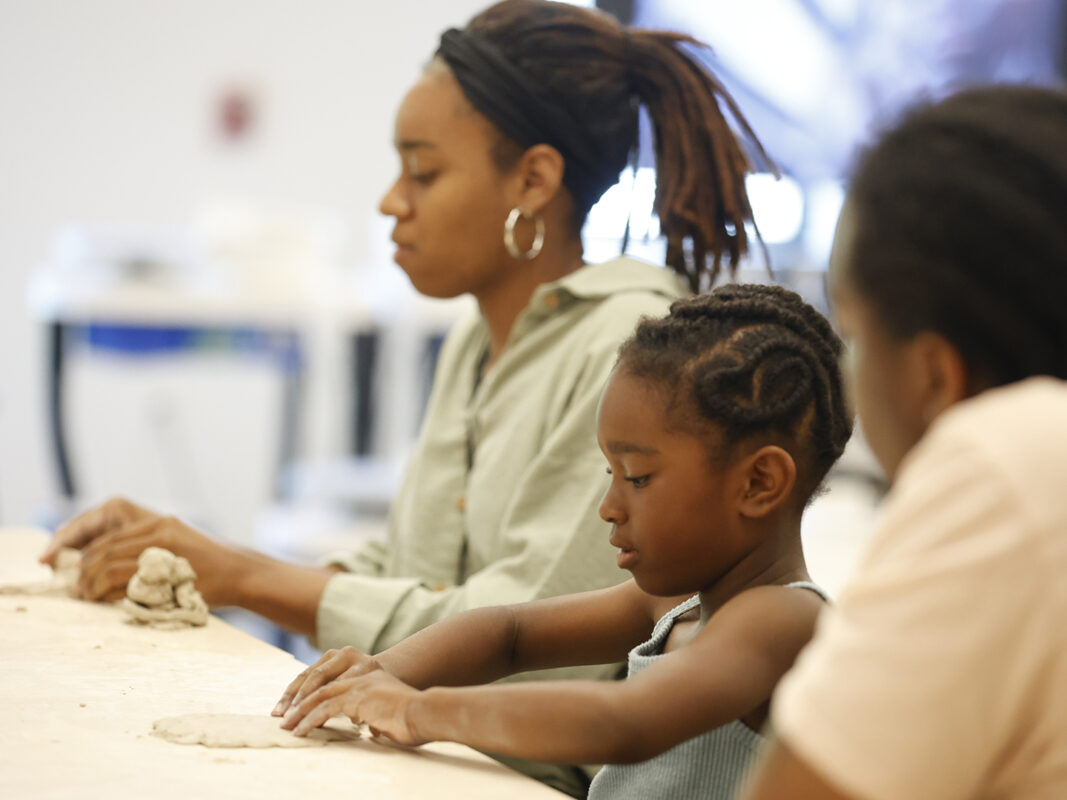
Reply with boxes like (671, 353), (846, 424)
(845, 85), (1067, 387)
(617, 284), (853, 503)
(458, 0), (772, 292)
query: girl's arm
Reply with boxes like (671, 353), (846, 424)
(285, 584), (823, 765)
(276, 579), (656, 716)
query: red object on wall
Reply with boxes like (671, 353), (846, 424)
(218, 89), (255, 141)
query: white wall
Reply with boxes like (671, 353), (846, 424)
(0, 0), (488, 526)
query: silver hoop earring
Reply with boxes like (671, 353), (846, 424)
(504, 207), (545, 260)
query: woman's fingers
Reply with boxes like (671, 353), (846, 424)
(41, 497), (142, 565)
(71, 512), (238, 607)
(76, 519), (162, 600)
(76, 557), (140, 601)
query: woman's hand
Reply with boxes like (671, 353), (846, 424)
(40, 497), (243, 606)
(282, 670), (428, 746)
(273, 646), (382, 717)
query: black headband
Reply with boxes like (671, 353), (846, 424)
(436, 27), (622, 213)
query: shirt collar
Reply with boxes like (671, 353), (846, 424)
(529, 256), (687, 311)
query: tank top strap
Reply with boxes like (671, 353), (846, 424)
(784, 580), (831, 603)
(648, 594), (701, 641)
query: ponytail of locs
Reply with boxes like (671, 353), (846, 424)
(444, 0), (771, 292)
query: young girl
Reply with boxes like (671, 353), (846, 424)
(274, 284), (854, 799)
(740, 86), (1067, 800)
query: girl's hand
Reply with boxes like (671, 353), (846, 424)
(272, 646), (381, 717)
(282, 671), (427, 746)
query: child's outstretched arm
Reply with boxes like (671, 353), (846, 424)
(275, 579), (656, 718)
(282, 583), (822, 765)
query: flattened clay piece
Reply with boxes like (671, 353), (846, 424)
(151, 713), (361, 748)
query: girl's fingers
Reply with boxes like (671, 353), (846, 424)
(290, 664), (340, 708)
(273, 648), (348, 715)
(273, 664), (318, 716)
(281, 677), (354, 730)
(284, 648), (374, 714)
(290, 693), (352, 737)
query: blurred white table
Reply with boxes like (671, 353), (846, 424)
(27, 274), (380, 505)
(0, 528), (562, 799)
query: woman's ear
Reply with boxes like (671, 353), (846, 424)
(737, 446), (797, 519)
(512, 143), (566, 214)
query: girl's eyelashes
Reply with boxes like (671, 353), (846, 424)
(410, 171), (438, 186)
(605, 467), (651, 488)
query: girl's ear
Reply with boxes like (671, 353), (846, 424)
(737, 446), (797, 519)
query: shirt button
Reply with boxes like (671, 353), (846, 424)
(456, 495), (466, 512)
(543, 292), (559, 309)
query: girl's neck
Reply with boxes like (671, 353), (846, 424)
(696, 521), (810, 626)
(475, 245), (584, 370)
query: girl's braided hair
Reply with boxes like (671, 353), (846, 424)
(618, 284), (853, 502)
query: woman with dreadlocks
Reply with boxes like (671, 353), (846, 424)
(45, 2), (769, 792)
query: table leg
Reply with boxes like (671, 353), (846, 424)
(47, 321), (76, 501)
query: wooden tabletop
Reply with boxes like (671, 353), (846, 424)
(0, 528), (562, 799)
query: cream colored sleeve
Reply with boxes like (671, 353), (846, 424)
(772, 431), (1056, 800)
(314, 345), (624, 657)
